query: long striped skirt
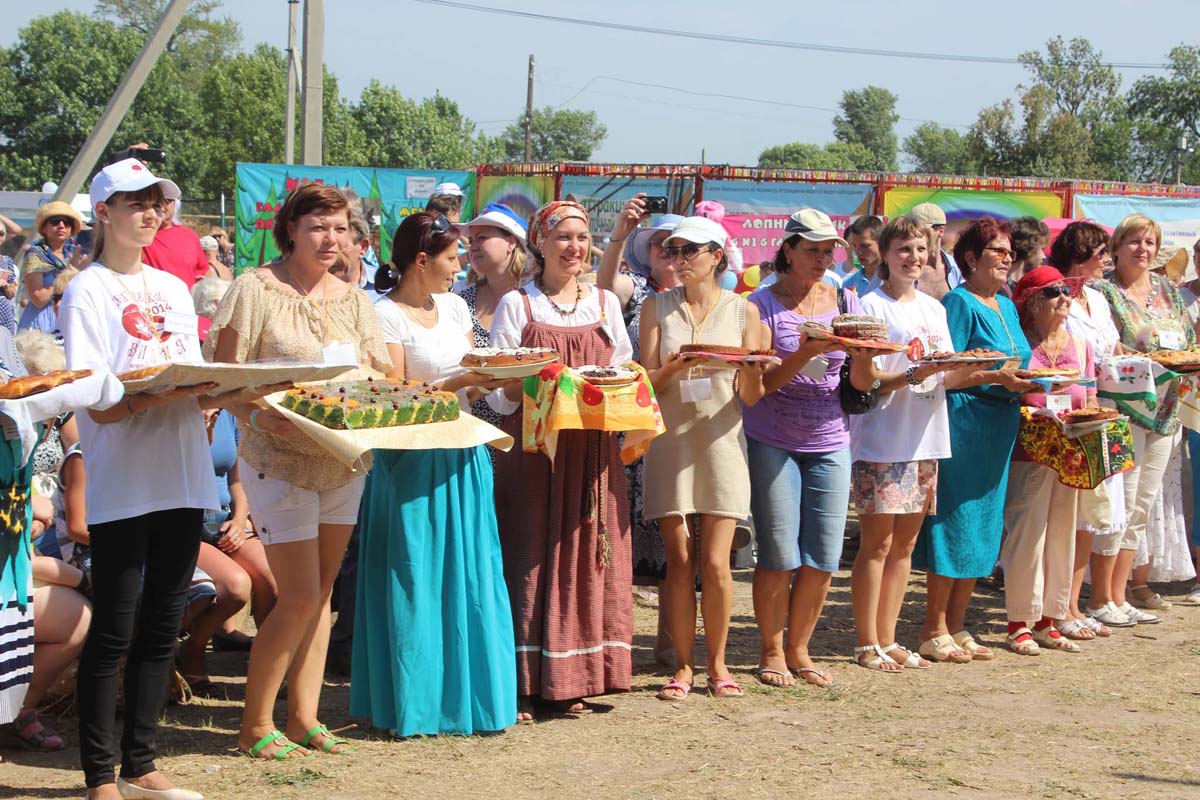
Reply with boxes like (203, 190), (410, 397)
(494, 425), (632, 702)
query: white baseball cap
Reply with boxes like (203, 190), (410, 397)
(780, 208), (848, 248)
(432, 182), (464, 197)
(89, 158), (181, 208)
(455, 203), (527, 244)
(664, 216), (728, 248)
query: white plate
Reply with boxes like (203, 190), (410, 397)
(465, 358), (558, 378)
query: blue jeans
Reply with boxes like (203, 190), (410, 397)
(747, 438), (851, 572)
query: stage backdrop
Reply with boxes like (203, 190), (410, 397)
(234, 163), (474, 269)
(476, 175), (555, 227)
(882, 186), (1065, 223)
(702, 180), (873, 215)
(1074, 193), (1200, 261)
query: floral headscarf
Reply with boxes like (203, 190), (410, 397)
(528, 201), (589, 253)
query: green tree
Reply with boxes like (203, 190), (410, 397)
(351, 82), (500, 169)
(1129, 45), (1200, 183)
(501, 107), (607, 162)
(758, 141), (877, 171)
(964, 85), (1102, 178)
(96, 0), (241, 64)
(902, 123), (975, 174)
(832, 86), (899, 170)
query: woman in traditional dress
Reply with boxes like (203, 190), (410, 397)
(488, 201), (634, 719)
(351, 212), (516, 736)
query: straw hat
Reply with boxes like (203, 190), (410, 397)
(33, 201), (84, 237)
(1152, 247), (1188, 283)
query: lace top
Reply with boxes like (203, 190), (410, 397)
(202, 269), (392, 490)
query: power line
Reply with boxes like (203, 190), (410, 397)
(413, 0), (1168, 70)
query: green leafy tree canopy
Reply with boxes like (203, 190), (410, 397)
(501, 106), (607, 162)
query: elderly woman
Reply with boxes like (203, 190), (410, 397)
(639, 217), (763, 699)
(191, 277), (231, 343)
(1048, 221), (1122, 637)
(1002, 266), (1096, 655)
(742, 209), (878, 689)
(20, 201), (83, 334)
(488, 201), (634, 718)
(200, 236), (233, 281)
(914, 217), (1035, 664)
(1090, 214), (1194, 627)
(207, 182), (391, 761)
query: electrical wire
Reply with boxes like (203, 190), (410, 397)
(412, 0), (1168, 70)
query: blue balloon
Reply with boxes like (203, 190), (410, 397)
(718, 270), (738, 290)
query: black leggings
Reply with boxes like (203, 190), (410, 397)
(77, 508), (202, 789)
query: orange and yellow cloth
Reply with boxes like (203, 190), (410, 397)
(522, 362), (665, 465)
(1018, 407), (1135, 490)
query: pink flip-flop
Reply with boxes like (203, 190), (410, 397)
(707, 676), (744, 698)
(656, 679), (693, 701)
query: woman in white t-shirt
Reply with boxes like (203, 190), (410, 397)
(350, 212), (516, 737)
(848, 216), (972, 672)
(61, 160), (276, 800)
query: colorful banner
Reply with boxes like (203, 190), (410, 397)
(1074, 193), (1200, 268)
(721, 213), (850, 267)
(476, 175), (555, 226)
(882, 187), (1065, 223)
(702, 180), (872, 216)
(234, 163), (474, 269)
(559, 175), (695, 238)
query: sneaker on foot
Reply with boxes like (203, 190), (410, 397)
(1118, 601), (1160, 624)
(1086, 602), (1136, 627)
(1131, 587), (1172, 610)
(1181, 586), (1200, 606)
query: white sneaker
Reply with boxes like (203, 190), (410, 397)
(1086, 601), (1136, 627)
(1118, 601), (1161, 624)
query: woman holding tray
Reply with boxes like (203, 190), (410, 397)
(487, 201), (635, 719)
(914, 217), (1036, 664)
(205, 182), (392, 761)
(1001, 266), (1096, 655)
(638, 216), (763, 699)
(351, 212), (516, 736)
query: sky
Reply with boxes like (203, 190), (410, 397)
(6, 0), (1197, 168)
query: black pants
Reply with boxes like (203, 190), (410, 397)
(328, 522), (360, 658)
(77, 508), (202, 788)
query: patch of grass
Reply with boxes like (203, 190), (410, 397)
(265, 767), (326, 789)
(891, 755), (929, 769)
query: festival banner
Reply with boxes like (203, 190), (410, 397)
(559, 175), (695, 238)
(476, 175), (555, 226)
(702, 180), (872, 216)
(234, 163), (474, 269)
(881, 186), (1064, 223)
(1074, 193), (1200, 266)
(721, 213), (851, 267)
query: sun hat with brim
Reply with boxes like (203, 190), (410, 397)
(199, 235), (219, 251)
(780, 208), (848, 248)
(34, 201), (84, 237)
(1152, 247), (1189, 283)
(455, 202), (527, 245)
(433, 182), (464, 197)
(626, 214), (684, 274)
(89, 158), (181, 208)
(693, 200), (727, 224)
(665, 216), (728, 248)
(909, 202), (947, 227)
(1013, 265), (1086, 320)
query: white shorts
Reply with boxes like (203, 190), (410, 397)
(239, 459), (366, 546)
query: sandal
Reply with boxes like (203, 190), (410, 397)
(917, 634), (971, 664)
(1079, 616), (1112, 637)
(706, 677), (744, 698)
(1058, 619), (1095, 641)
(853, 644), (902, 672)
(1130, 585), (1172, 610)
(751, 667), (795, 688)
(882, 643), (930, 669)
(299, 724), (353, 754)
(951, 630), (994, 661)
(1032, 626), (1080, 653)
(1006, 627), (1041, 656)
(239, 730), (306, 761)
(656, 679), (693, 701)
(790, 667), (833, 687)
(1, 709), (64, 752)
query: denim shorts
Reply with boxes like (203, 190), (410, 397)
(748, 438), (851, 573)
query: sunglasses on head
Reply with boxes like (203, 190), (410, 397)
(662, 243), (716, 260)
(430, 214), (452, 234)
(1041, 285), (1071, 299)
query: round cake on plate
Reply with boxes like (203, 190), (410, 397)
(576, 365), (638, 386)
(460, 347), (558, 368)
(832, 314), (889, 342)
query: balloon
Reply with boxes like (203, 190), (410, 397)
(742, 265), (761, 289)
(739, 289), (752, 298)
(718, 270), (738, 290)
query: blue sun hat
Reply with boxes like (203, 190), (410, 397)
(625, 213), (684, 274)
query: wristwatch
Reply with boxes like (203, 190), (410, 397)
(905, 365), (922, 387)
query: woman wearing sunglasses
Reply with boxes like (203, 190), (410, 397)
(21, 202), (83, 335)
(1048, 221), (1123, 638)
(1001, 267), (1096, 655)
(915, 217), (1036, 664)
(637, 217), (763, 700)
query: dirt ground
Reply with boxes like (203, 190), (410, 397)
(4, 567), (1200, 800)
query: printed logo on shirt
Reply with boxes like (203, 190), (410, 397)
(121, 303), (171, 342)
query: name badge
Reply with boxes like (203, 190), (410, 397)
(679, 377), (713, 404)
(799, 355), (829, 380)
(1158, 328), (1184, 351)
(321, 341), (357, 366)
(1046, 393), (1072, 414)
(161, 310), (198, 335)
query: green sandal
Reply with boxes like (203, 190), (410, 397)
(300, 724), (353, 754)
(240, 730), (305, 761)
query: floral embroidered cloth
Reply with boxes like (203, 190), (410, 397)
(523, 362), (665, 465)
(1096, 355), (1182, 434)
(1018, 407), (1135, 490)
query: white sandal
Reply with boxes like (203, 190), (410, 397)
(854, 644), (902, 672)
(1006, 627), (1041, 656)
(1032, 625), (1080, 653)
(882, 643), (930, 669)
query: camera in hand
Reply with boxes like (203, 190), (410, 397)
(112, 147), (166, 164)
(642, 195), (669, 214)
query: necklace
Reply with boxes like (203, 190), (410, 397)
(966, 284), (1017, 355)
(1036, 328), (1067, 368)
(682, 289), (723, 344)
(539, 278), (583, 316)
(285, 265), (331, 345)
(401, 297), (438, 325)
(781, 280), (819, 318)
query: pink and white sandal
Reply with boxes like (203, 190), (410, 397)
(656, 679), (693, 701)
(707, 676), (744, 698)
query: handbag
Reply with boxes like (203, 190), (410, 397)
(834, 289), (879, 415)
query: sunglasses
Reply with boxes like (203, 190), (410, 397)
(663, 243), (717, 261)
(45, 216), (74, 228)
(1090, 245), (1109, 259)
(984, 246), (1015, 260)
(1041, 285), (1071, 299)
(430, 214), (452, 234)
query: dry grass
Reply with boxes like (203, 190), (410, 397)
(4, 570), (1200, 800)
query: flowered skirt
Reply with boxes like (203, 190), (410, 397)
(851, 460), (938, 516)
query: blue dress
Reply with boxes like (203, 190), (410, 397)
(915, 286), (1030, 579)
(350, 445), (517, 736)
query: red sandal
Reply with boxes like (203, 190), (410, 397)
(2, 709), (65, 752)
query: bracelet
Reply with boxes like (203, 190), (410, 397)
(249, 409), (261, 431)
(124, 396), (146, 418)
(609, 235), (627, 243)
(905, 365), (922, 387)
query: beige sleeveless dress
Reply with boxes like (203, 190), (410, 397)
(643, 287), (751, 521)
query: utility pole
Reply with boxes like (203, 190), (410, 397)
(524, 54), (535, 163)
(284, 0), (302, 165)
(300, 0), (324, 165)
(1175, 133), (1192, 185)
(52, 0), (192, 201)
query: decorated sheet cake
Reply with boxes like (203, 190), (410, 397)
(279, 377), (459, 429)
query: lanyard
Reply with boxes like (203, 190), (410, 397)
(108, 266), (163, 344)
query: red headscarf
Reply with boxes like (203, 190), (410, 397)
(527, 201), (589, 253)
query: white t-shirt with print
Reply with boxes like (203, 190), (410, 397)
(850, 287), (953, 464)
(374, 292), (473, 403)
(59, 263), (218, 525)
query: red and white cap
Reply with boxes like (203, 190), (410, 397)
(89, 158), (181, 208)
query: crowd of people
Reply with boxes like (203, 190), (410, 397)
(1, 155), (1199, 800)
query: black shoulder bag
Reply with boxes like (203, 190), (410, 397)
(835, 289), (879, 415)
